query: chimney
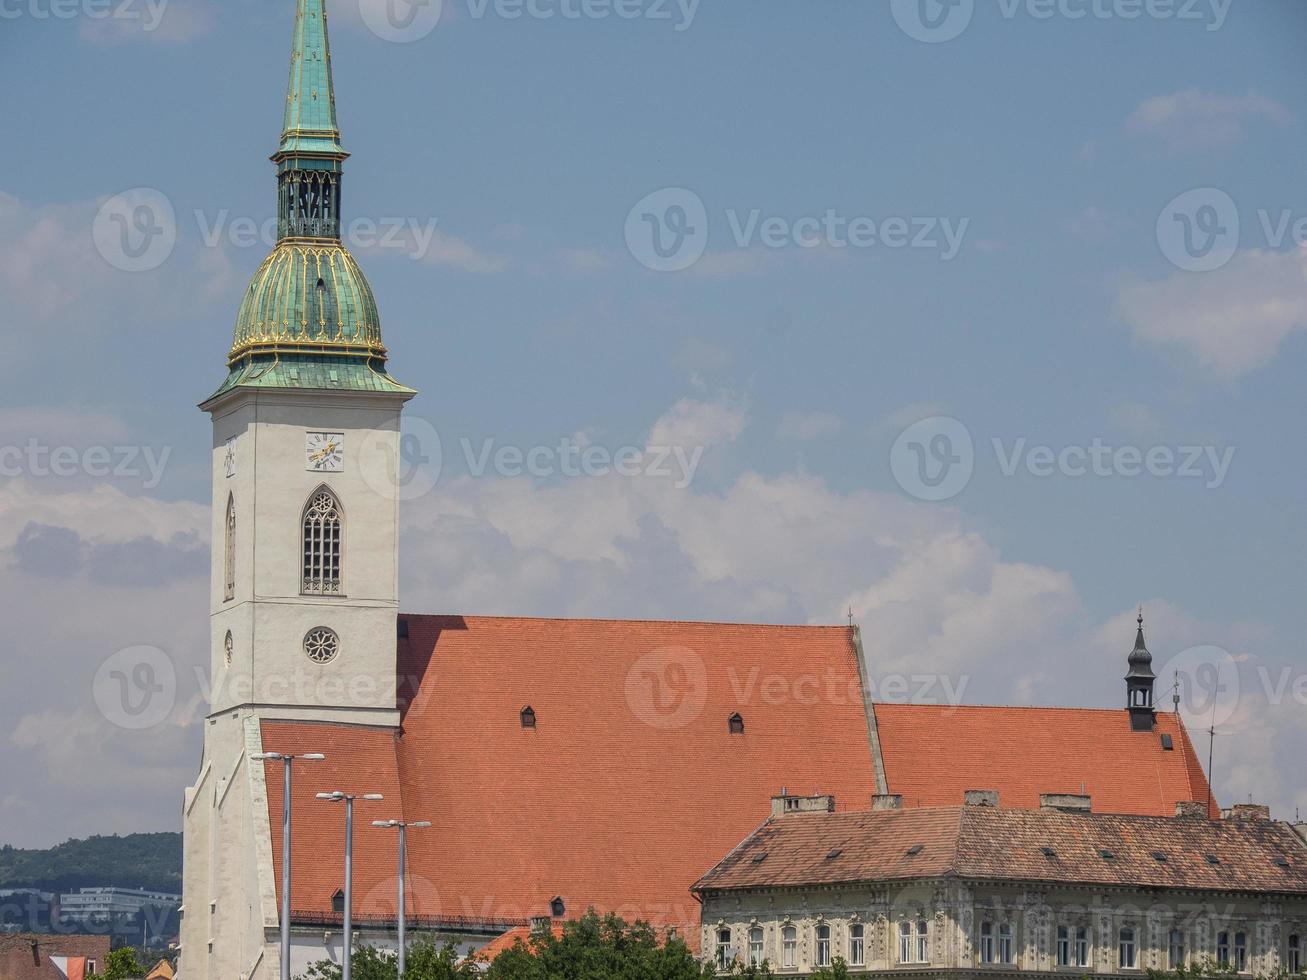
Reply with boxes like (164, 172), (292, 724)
(1293, 824), (1307, 846)
(872, 794), (903, 811)
(1041, 794), (1092, 814)
(965, 790), (1000, 808)
(771, 793), (836, 818)
(530, 916), (552, 936)
(1175, 801), (1208, 820)
(1226, 804), (1271, 822)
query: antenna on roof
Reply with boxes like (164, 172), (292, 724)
(847, 606), (854, 627)
(1173, 670), (1181, 712)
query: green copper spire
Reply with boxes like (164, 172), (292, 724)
(279, 0), (346, 157)
(207, 0), (412, 400)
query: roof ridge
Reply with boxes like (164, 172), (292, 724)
(399, 612), (853, 631)
(877, 702), (1186, 716)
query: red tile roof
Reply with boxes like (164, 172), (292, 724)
(694, 806), (1307, 895)
(476, 923), (565, 961)
(0, 936), (110, 980)
(260, 616), (1219, 938)
(874, 703), (1216, 817)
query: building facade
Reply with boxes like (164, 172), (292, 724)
(695, 796), (1307, 977)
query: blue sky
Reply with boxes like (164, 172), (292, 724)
(1, 0), (1305, 846)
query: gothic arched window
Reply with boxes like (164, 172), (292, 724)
(224, 494), (236, 601)
(302, 488), (343, 595)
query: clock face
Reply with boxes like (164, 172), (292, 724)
(306, 432), (345, 473)
(223, 438), (237, 479)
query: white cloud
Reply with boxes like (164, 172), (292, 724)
(646, 396), (745, 453)
(1117, 247), (1307, 378)
(1127, 89), (1290, 150)
(778, 411), (843, 441)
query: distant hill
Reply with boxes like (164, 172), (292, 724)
(0, 833), (182, 895)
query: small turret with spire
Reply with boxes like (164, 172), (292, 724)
(1126, 608), (1157, 732)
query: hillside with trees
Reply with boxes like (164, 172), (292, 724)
(0, 833), (181, 894)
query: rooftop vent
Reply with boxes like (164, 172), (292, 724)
(520, 706), (537, 729)
(550, 896), (566, 918)
(1041, 847), (1057, 858)
(1161, 734), (1174, 751)
(771, 793), (836, 819)
(1152, 851), (1169, 863)
(872, 794), (904, 811)
(1206, 854), (1221, 865)
(826, 849), (843, 861)
(906, 844), (924, 857)
(1275, 857), (1292, 869)
(1100, 849), (1117, 861)
(1040, 794), (1092, 814)
(728, 713), (745, 735)
(751, 852), (768, 864)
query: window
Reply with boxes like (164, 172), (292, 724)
(1169, 930), (1187, 969)
(816, 924), (831, 967)
(1075, 927), (1090, 968)
(550, 896), (566, 918)
(918, 920), (930, 963)
(728, 712), (745, 734)
(782, 926), (797, 969)
(1120, 927), (1138, 970)
(302, 488), (343, 594)
(331, 889), (344, 914)
(749, 927), (764, 967)
(716, 928), (733, 970)
(1288, 934), (1301, 974)
(998, 923), (1014, 965)
(980, 922), (996, 964)
(224, 630), (233, 668)
(224, 494), (236, 601)
(1218, 932), (1231, 967)
(901, 921), (914, 964)
(1057, 926), (1071, 968)
(520, 706), (537, 729)
(1234, 932), (1248, 973)
(850, 923), (865, 966)
(303, 626), (339, 665)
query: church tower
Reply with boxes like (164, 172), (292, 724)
(183, 6), (412, 974)
(200, 0), (414, 726)
(1126, 611), (1157, 732)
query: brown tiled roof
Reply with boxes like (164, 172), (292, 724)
(874, 703), (1217, 818)
(259, 616), (1222, 938)
(693, 806), (1307, 896)
(0, 935), (110, 980)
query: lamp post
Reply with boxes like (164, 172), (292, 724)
(251, 751), (325, 980)
(371, 819), (431, 977)
(316, 791), (384, 980)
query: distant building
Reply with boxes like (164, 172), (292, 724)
(694, 793), (1307, 977)
(58, 887), (180, 928)
(0, 933), (109, 980)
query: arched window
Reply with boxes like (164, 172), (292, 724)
(520, 706), (537, 729)
(302, 488), (343, 595)
(748, 927), (764, 967)
(728, 712), (745, 735)
(1234, 932), (1248, 973)
(1218, 932), (1232, 967)
(918, 919), (931, 964)
(224, 494), (236, 601)
(816, 924), (831, 966)
(980, 921), (995, 964)
(782, 926), (797, 969)
(550, 896), (565, 918)
(849, 923), (865, 966)
(900, 921), (914, 964)
(1170, 929), (1187, 969)
(998, 923), (1014, 965)
(1287, 934), (1300, 974)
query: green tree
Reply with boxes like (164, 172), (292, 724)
(1146, 960), (1298, 980)
(297, 940), (478, 980)
(810, 960), (853, 980)
(483, 911), (714, 980)
(100, 948), (145, 980)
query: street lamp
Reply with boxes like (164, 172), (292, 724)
(251, 752), (325, 980)
(317, 791), (384, 980)
(371, 819), (432, 977)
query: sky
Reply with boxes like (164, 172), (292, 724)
(1, 0), (1306, 848)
